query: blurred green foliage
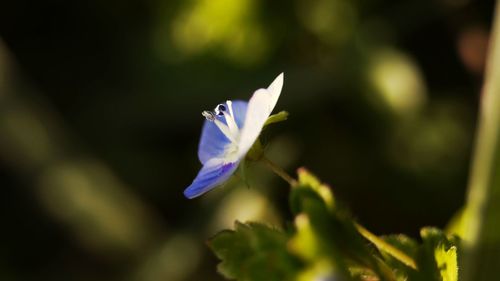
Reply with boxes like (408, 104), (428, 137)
(209, 222), (300, 281)
(210, 169), (461, 281)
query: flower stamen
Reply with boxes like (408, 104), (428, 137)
(213, 119), (236, 142)
(202, 111), (235, 143)
(222, 100), (239, 137)
(202, 101), (240, 143)
(202, 110), (216, 121)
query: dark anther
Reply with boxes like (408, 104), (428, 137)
(216, 104), (226, 115)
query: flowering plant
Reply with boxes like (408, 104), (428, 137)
(183, 73), (465, 281)
(184, 73), (286, 198)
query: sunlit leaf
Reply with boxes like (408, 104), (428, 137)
(289, 169), (391, 280)
(434, 245), (458, 281)
(380, 234), (419, 280)
(288, 214), (321, 261)
(295, 168), (335, 212)
(263, 111), (289, 127)
(415, 227), (460, 281)
(295, 259), (339, 281)
(209, 169), (462, 281)
(382, 234), (419, 261)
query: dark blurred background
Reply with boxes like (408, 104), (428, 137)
(0, 0), (495, 280)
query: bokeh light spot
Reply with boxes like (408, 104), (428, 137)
(160, 0), (270, 66)
(297, 0), (358, 47)
(369, 49), (427, 115)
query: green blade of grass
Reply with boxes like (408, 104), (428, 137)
(463, 1), (500, 280)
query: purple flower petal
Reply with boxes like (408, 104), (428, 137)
(184, 159), (239, 199)
(198, 100), (248, 164)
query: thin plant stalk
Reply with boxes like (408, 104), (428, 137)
(463, 1), (500, 280)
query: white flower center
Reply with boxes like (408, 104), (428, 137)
(202, 100), (241, 144)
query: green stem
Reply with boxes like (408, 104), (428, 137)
(260, 156), (297, 186)
(463, 1), (500, 280)
(355, 223), (418, 270)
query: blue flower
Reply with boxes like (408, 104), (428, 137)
(184, 73), (284, 199)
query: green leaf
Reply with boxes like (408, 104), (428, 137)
(295, 259), (340, 281)
(356, 226), (417, 271)
(413, 227), (460, 281)
(209, 167), (462, 281)
(289, 169), (396, 281)
(379, 235), (419, 280)
(263, 111), (289, 127)
(290, 168), (335, 213)
(289, 184), (325, 216)
(382, 234), (419, 261)
(434, 244), (458, 281)
(288, 214), (326, 262)
(377, 228), (461, 281)
(208, 221), (301, 281)
(287, 205), (354, 280)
